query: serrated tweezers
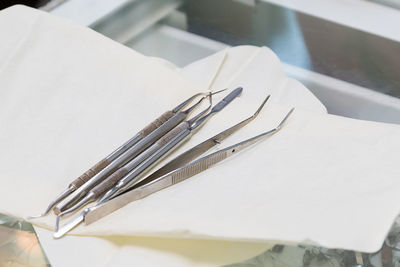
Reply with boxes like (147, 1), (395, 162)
(54, 97), (294, 238)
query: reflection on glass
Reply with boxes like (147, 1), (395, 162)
(0, 214), (50, 267)
(227, 216), (400, 267)
(182, 0), (400, 98)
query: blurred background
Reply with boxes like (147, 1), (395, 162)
(1, 0), (400, 124)
(0, 0), (50, 9)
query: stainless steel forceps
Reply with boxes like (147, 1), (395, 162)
(55, 87), (242, 229)
(28, 90), (223, 219)
(54, 97), (294, 238)
(51, 91), (225, 216)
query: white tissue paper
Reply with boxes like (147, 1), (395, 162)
(1, 5), (400, 266)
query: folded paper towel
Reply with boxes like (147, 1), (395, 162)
(1, 7), (400, 264)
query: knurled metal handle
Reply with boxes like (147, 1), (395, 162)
(91, 167), (130, 198)
(70, 158), (110, 189)
(155, 121), (189, 146)
(139, 110), (174, 138)
(171, 151), (227, 185)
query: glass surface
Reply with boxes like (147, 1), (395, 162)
(92, 0), (400, 99)
(179, 0), (400, 98)
(0, 214), (50, 266)
(227, 217), (400, 267)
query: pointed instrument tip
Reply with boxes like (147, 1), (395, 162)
(27, 187), (74, 221)
(284, 107), (295, 121)
(253, 95), (270, 118)
(26, 203), (53, 220)
(220, 87), (243, 105)
(234, 86), (243, 95)
(276, 107), (295, 130)
(26, 201), (56, 220)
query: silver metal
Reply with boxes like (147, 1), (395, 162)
(55, 88), (240, 231)
(55, 93), (213, 224)
(54, 192), (93, 232)
(190, 87), (243, 130)
(97, 87), (242, 204)
(54, 89), (227, 225)
(54, 96), (289, 238)
(98, 127), (192, 204)
(26, 187), (74, 220)
(53, 95), (208, 215)
(126, 95), (270, 184)
(55, 123), (192, 226)
(53, 211), (86, 239)
(106, 134), (142, 162)
(54, 107), (294, 237)
(106, 90), (226, 162)
(29, 91), (216, 219)
(172, 90), (221, 113)
(91, 107), (294, 223)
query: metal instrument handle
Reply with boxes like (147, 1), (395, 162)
(70, 158), (110, 189)
(84, 140), (225, 225)
(139, 110), (174, 138)
(88, 118), (188, 199)
(124, 121), (190, 171)
(56, 112), (188, 213)
(122, 121), (190, 184)
(67, 112), (175, 190)
(84, 108), (294, 226)
(99, 122), (191, 202)
(139, 95), (270, 183)
(91, 167), (130, 198)
(68, 112), (174, 190)
(86, 111), (187, 189)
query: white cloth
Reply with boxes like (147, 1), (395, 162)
(1, 7), (400, 267)
(34, 45), (326, 266)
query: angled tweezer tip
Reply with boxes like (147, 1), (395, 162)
(275, 108), (295, 130)
(253, 95), (270, 118)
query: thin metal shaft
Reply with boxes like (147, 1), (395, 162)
(171, 88), (226, 113)
(53, 95), (209, 216)
(27, 187), (74, 220)
(54, 90), (228, 225)
(55, 90), (224, 215)
(96, 87), (243, 204)
(190, 87), (243, 130)
(121, 95), (270, 190)
(55, 88), (239, 235)
(28, 91), (219, 220)
(55, 95), (214, 227)
(54, 107), (294, 239)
